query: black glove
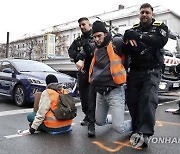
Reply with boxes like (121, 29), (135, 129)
(29, 127), (36, 134)
(123, 29), (140, 41)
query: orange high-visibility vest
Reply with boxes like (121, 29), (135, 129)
(43, 89), (72, 128)
(89, 42), (126, 84)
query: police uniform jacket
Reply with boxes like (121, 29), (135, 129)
(125, 19), (169, 70)
(68, 30), (94, 71)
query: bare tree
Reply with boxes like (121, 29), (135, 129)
(25, 37), (38, 60)
(0, 43), (6, 58)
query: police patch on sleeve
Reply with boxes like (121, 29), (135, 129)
(160, 29), (167, 37)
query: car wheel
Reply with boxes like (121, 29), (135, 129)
(14, 85), (26, 106)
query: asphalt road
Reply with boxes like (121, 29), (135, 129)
(0, 92), (180, 154)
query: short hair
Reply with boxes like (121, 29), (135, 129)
(78, 17), (89, 23)
(140, 3), (153, 12)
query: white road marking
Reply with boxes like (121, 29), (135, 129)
(0, 108), (33, 117)
(0, 103), (81, 117)
(4, 123), (76, 139)
(4, 131), (41, 139)
(158, 98), (180, 106)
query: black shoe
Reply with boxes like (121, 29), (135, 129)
(130, 133), (148, 148)
(88, 123), (95, 137)
(141, 135), (148, 148)
(80, 118), (89, 126)
(172, 109), (180, 114)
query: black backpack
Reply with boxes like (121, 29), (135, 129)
(51, 93), (77, 120)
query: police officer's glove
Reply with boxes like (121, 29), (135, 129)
(124, 29), (140, 41)
(169, 65), (178, 76)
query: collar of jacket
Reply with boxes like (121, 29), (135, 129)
(46, 83), (63, 92)
(139, 18), (155, 30)
(96, 32), (112, 48)
(82, 29), (92, 39)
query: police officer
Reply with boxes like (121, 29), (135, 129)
(68, 17), (94, 126)
(123, 3), (168, 148)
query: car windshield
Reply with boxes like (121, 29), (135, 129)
(13, 60), (56, 72)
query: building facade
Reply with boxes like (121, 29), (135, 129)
(3, 5), (180, 60)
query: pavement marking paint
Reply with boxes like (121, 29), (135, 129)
(0, 108), (33, 117)
(0, 103), (81, 117)
(158, 98), (180, 106)
(156, 120), (180, 126)
(4, 123), (76, 139)
(92, 140), (139, 152)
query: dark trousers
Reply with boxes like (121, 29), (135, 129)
(126, 69), (161, 136)
(87, 84), (96, 124)
(77, 71), (90, 118)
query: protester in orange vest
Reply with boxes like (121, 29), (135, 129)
(89, 20), (132, 134)
(18, 74), (73, 135)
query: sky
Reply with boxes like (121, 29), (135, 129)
(0, 0), (179, 43)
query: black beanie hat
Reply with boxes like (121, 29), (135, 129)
(45, 74), (58, 85)
(92, 20), (108, 34)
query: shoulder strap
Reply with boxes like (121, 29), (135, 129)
(152, 21), (163, 26)
(133, 23), (140, 28)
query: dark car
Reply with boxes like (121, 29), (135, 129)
(0, 58), (78, 106)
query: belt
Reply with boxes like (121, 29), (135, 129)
(96, 86), (117, 95)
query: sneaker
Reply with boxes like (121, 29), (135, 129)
(88, 123), (95, 137)
(80, 117), (89, 126)
(130, 133), (148, 148)
(172, 109), (180, 114)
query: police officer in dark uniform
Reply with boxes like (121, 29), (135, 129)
(68, 17), (95, 127)
(123, 3), (168, 148)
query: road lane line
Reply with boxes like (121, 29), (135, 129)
(4, 123), (76, 139)
(0, 103), (81, 117)
(0, 108), (33, 117)
(158, 98), (180, 106)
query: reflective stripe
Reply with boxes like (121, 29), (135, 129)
(45, 117), (56, 120)
(112, 70), (126, 78)
(110, 60), (122, 65)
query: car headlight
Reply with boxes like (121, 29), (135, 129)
(28, 78), (45, 85)
(159, 82), (167, 90)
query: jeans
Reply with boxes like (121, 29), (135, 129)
(95, 85), (132, 134)
(27, 112), (71, 133)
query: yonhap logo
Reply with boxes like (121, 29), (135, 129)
(148, 137), (180, 144)
(130, 135), (180, 147)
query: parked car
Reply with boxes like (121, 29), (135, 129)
(0, 58), (78, 106)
